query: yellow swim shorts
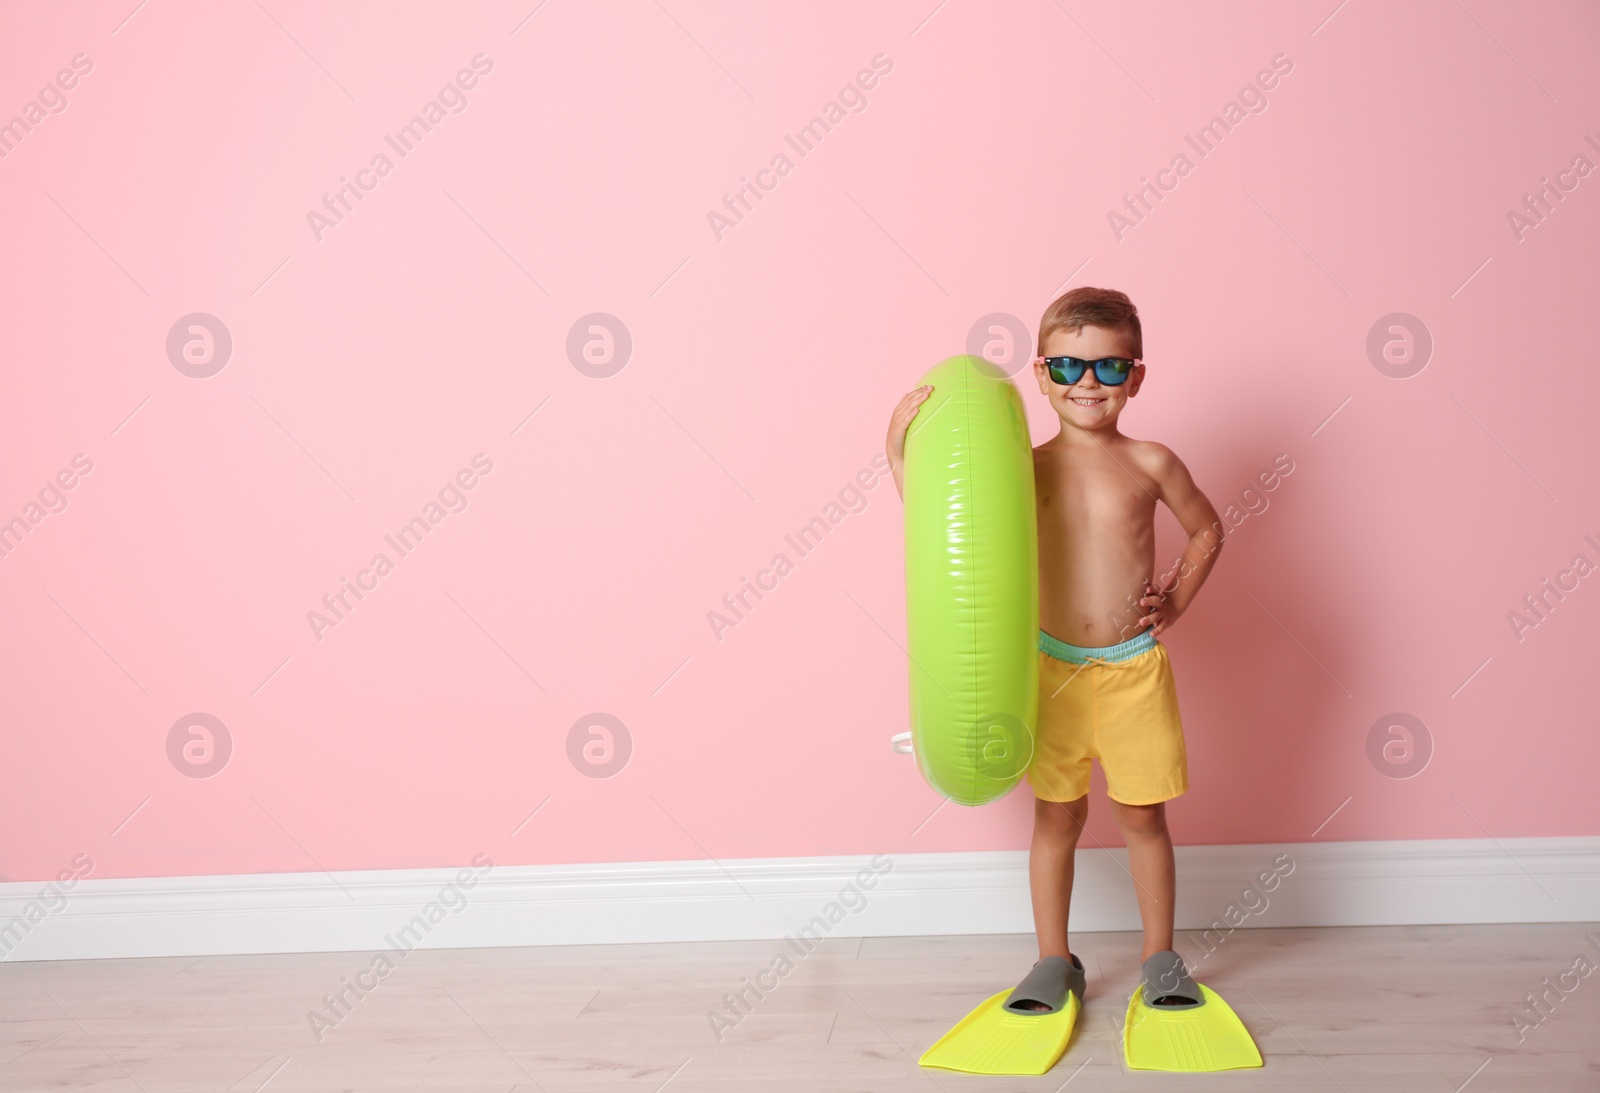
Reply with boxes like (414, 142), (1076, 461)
(1027, 627), (1189, 806)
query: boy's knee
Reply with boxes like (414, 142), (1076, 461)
(1113, 800), (1167, 838)
(1035, 795), (1088, 835)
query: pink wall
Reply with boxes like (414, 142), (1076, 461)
(3, 2), (1597, 883)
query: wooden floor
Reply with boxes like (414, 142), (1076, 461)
(3, 924), (1598, 1091)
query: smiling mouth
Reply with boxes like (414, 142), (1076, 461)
(1070, 397), (1106, 406)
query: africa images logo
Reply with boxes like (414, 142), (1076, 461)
(706, 53), (894, 242)
(306, 54), (496, 241)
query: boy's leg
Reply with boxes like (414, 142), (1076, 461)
(1029, 794), (1089, 960)
(1109, 800), (1175, 960)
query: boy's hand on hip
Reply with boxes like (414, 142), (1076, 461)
(1136, 579), (1180, 636)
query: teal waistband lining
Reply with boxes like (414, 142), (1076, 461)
(1039, 627), (1156, 664)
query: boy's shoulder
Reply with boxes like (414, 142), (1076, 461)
(1123, 436), (1180, 472)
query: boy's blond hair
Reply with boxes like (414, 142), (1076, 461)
(1038, 286), (1142, 360)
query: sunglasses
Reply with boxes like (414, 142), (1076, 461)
(1037, 355), (1139, 387)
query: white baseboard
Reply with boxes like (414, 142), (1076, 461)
(2, 837), (1595, 962)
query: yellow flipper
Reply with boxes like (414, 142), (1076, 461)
(1123, 983), (1263, 1072)
(920, 989), (1081, 1076)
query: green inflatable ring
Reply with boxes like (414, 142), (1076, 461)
(903, 355), (1039, 805)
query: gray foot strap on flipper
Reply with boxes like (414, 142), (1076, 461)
(1140, 949), (1203, 1009)
(1002, 954), (1086, 1015)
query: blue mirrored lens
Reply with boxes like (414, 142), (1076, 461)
(1048, 359), (1086, 384)
(1097, 358), (1131, 383)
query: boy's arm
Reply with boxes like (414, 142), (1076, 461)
(886, 385), (933, 500)
(1139, 444), (1224, 632)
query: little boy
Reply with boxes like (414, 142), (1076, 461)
(886, 286), (1224, 1017)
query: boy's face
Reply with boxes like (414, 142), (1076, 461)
(1032, 322), (1144, 432)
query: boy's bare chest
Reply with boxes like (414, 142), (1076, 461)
(1036, 461), (1157, 526)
